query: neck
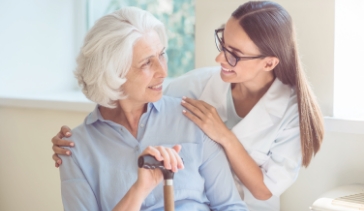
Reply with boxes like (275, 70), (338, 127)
(232, 73), (275, 100)
(99, 100), (147, 137)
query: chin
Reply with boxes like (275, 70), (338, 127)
(148, 94), (163, 103)
(220, 74), (237, 83)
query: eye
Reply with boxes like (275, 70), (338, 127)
(142, 60), (151, 68)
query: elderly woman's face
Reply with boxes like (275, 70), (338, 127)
(122, 30), (167, 104)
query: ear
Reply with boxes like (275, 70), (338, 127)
(263, 57), (279, 72)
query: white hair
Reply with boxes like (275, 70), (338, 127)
(75, 7), (168, 108)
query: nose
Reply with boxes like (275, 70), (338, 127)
(155, 58), (167, 78)
(215, 51), (225, 64)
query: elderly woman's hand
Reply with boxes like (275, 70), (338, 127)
(134, 145), (184, 194)
(51, 125), (75, 167)
(181, 97), (232, 146)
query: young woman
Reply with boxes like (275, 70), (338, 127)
(52, 1), (324, 211)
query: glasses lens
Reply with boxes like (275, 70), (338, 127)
(224, 50), (237, 67)
(215, 31), (223, 51)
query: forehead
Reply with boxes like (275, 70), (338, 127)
(223, 17), (260, 53)
(133, 30), (163, 59)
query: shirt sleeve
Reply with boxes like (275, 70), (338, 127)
(261, 113), (302, 197)
(200, 136), (249, 211)
(59, 152), (100, 211)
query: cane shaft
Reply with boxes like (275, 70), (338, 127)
(164, 181), (174, 211)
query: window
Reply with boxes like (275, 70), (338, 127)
(334, 0), (364, 120)
(87, 0), (195, 78)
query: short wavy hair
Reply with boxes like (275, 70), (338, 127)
(75, 7), (168, 108)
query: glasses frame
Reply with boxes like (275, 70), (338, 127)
(214, 28), (266, 67)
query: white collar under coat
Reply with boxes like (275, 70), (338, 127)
(198, 70), (294, 140)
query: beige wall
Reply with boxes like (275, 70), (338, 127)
(281, 132), (364, 210)
(0, 107), (87, 211)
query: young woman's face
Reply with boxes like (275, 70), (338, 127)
(215, 17), (274, 84)
(122, 30), (167, 104)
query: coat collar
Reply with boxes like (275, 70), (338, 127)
(231, 78), (293, 139)
(198, 67), (293, 140)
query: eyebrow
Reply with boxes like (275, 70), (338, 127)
(222, 37), (245, 55)
(227, 45), (245, 55)
(138, 47), (166, 64)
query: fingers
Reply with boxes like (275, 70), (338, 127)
(51, 126), (73, 168)
(52, 144), (71, 156)
(53, 153), (62, 168)
(52, 126), (74, 147)
(141, 145), (184, 172)
(171, 145), (184, 169)
(182, 109), (203, 127)
(182, 96), (210, 112)
(181, 101), (205, 120)
(172, 144), (182, 153)
(141, 146), (163, 161)
(51, 136), (74, 147)
(61, 125), (72, 137)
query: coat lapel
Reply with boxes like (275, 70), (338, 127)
(231, 97), (274, 140)
(231, 79), (292, 140)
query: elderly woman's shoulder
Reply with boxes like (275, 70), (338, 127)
(62, 123), (89, 144)
(158, 95), (190, 116)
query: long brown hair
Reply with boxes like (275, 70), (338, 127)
(232, 1), (324, 167)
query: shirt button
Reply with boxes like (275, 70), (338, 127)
(140, 124), (144, 127)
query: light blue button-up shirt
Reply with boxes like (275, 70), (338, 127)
(60, 96), (248, 211)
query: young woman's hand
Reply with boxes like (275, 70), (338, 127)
(51, 125), (75, 167)
(134, 145), (184, 194)
(181, 97), (232, 145)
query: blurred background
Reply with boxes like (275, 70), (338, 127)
(1, 0), (364, 210)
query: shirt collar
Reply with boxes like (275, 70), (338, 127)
(85, 100), (162, 125)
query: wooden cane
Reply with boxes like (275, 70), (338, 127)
(138, 155), (175, 211)
(164, 179), (174, 211)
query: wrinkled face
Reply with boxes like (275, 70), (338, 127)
(122, 30), (167, 104)
(215, 17), (274, 84)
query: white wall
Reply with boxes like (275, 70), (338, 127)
(0, 0), (85, 96)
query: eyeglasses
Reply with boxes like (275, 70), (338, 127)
(214, 28), (266, 67)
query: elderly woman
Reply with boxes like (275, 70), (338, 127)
(59, 6), (247, 211)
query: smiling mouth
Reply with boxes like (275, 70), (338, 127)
(148, 83), (163, 90)
(221, 66), (235, 72)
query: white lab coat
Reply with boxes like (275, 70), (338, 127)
(164, 66), (302, 211)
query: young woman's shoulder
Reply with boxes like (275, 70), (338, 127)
(164, 66), (220, 99)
